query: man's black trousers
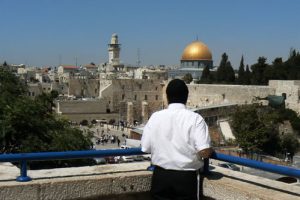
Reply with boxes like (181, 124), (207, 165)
(151, 166), (198, 200)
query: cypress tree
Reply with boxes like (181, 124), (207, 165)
(217, 53), (228, 83)
(224, 61), (235, 83)
(244, 65), (251, 85)
(200, 65), (211, 83)
(237, 56), (245, 84)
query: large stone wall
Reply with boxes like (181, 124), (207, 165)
(57, 100), (108, 114)
(187, 83), (276, 107)
(57, 79), (300, 124)
(69, 79), (100, 98)
(269, 80), (300, 113)
(101, 79), (164, 124)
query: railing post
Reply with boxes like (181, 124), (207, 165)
(16, 160), (31, 182)
(202, 158), (210, 175)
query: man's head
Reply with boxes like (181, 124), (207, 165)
(166, 79), (189, 104)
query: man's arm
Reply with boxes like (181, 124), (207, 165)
(192, 116), (212, 159)
(141, 117), (153, 153)
(198, 147), (213, 159)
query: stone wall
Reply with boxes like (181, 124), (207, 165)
(187, 83), (276, 107)
(69, 79), (100, 98)
(269, 80), (300, 113)
(57, 79), (300, 124)
(0, 162), (299, 200)
(102, 79), (164, 124)
(57, 100), (108, 114)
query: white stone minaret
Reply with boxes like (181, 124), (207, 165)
(108, 33), (121, 65)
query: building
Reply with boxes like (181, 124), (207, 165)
(106, 33), (124, 72)
(168, 40), (213, 80)
(57, 65), (79, 83)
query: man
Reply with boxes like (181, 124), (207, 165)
(141, 79), (212, 200)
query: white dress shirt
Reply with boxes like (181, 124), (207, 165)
(141, 103), (211, 171)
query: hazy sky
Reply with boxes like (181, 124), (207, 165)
(1, 0), (300, 68)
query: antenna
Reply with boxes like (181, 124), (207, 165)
(137, 48), (141, 67)
(196, 35), (198, 41)
(59, 54), (62, 66)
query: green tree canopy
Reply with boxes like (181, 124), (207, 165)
(224, 61), (235, 83)
(244, 65), (251, 85)
(251, 57), (269, 85)
(216, 53), (228, 83)
(0, 67), (93, 168)
(216, 53), (235, 84)
(231, 105), (299, 156)
(200, 65), (212, 83)
(237, 56), (245, 84)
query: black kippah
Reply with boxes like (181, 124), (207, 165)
(166, 79), (189, 104)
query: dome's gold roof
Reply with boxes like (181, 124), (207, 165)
(181, 41), (212, 61)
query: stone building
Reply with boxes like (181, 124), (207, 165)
(57, 78), (165, 125)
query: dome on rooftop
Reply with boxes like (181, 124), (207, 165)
(181, 41), (212, 61)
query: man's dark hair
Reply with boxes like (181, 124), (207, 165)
(166, 79), (189, 104)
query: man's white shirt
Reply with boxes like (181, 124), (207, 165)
(141, 103), (211, 171)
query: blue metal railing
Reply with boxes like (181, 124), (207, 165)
(210, 152), (300, 178)
(0, 148), (299, 182)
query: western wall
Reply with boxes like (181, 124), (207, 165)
(57, 79), (300, 124)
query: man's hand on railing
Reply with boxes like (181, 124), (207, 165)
(198, 147), (214, 159)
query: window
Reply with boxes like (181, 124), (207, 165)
(145, 95), (147, 100)
(122, 94), (125, 100)
(134, 95), (137, 101)
(122, 85), (125, 89)
(155, 95), (158, 100)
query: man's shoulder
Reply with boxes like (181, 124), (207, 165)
(152, 109), (168, 116)
(183, 109), (202, 118)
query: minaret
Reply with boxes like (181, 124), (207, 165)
(108, 33), (121, 66)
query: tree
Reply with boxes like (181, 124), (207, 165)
(251, 57), (269, 85)
(200, 65), (211, 83)
(216, 53), (228, 83)
(0, 68), (94, 168)
(237, 56), (245, 84)
(244, 65), (251, 85)
(182, 73), (193, 84)
(224, 61), (235, 83)
(231, 105), (300, 156)
(231, 105), (280, 155)
(216, 53), (235, 84)
(280, 133), (299, 158)
(278, 108), (300, 134)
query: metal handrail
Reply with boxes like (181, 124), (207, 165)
(0, 148), (299, 182)
(210, 152), (300, 178)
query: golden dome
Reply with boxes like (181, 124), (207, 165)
(181, 41), (212, 61)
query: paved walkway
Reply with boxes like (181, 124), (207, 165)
(80, 124), (134, 150)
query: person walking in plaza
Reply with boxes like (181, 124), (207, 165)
(141, 79), (212, 200)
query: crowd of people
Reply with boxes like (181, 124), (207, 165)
(96, 133), (121, 147)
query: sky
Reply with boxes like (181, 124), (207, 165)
(1, 0), (300, 69)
